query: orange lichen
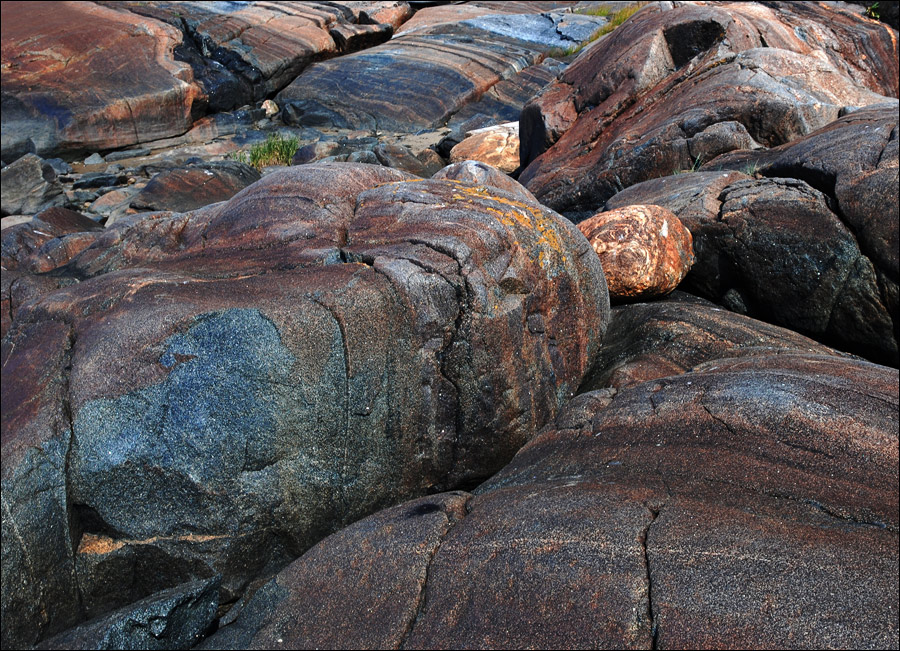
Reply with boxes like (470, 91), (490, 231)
(77, 532), (227, 556)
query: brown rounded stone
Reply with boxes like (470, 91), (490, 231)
(578, 205), (694, 301)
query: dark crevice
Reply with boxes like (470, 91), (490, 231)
(640, 504), (662, 650)
(61, 324), (87, 621)
(398, 493), (472, 649)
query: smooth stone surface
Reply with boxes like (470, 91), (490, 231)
(519, 1), (898, 214)
(1, 2), (200, 159)
(577, 204), (694, 301)
(213, 347), (898, 649)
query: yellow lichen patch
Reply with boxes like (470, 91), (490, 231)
(453, 185), (569, 270)
(77, 532), (227, 556)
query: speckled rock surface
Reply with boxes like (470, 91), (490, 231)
(519, 1), (898, 215)
(1, 162), (609, 647)
(577, 204), (694, 301)
(604, 104), (899, 366)
(213, 346), (898, 649)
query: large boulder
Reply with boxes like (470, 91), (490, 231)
(605, 104), (899, 366)
(0, 1), (202, 160)
(208, 325), (899, 649)
(519, 1), (898, 215)
(1, 162), (609, 647)
(276, 9), (608, 132)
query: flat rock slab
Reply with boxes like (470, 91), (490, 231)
(519, 1), (898, 215)
(0, 1), (200, 160)
(217, 346), (899, 649)
(1, 162), (608, 647)
(276, 11), (607, 132)
(113, 0), (368, 110)
(131, 160), (261, 213)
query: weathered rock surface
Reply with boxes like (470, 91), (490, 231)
(432, 160), (538, 204)
(605, 104), (899, 366)
(131, 160), (261, 213)
(520, 1), (899, 214)
(1, 207), (104, 338)
(277, 9), (608, 132)
(0, 1), (201, 160)
(580, 292), (852, 391)
(0, 154), (64, 216)
(36, 577), (220, 651)
(1, 162), (609, 647)
(577, 204), (694, 301)
(450, 122), (521, 173)
(215, 342), (899, 649)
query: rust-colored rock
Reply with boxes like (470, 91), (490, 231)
(519, 1), (898, 215)
(1, 1), (201, 159)
(577, 205), (694, 301)
(277, 8), (608, 132)
(1, 163), (609, 647)
(603, 104), (898, 366)
(449, 123), (520, 173)
(211, 346), (898, 649)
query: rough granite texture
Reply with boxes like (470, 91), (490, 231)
(1, 163), (609, 647)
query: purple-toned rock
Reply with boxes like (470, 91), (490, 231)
(1, 2), (201, 160)
(131, 161), (260, 213)
(604, 104), (898, 366)
(580, 292), (851, 391)
(577, 204), (694, 301)
(1, 163), (609, 647)
(520, 1), (898, 215)
(217, 345), (898, 649)
(277, 8), (608, 132)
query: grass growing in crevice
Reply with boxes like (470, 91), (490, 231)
(230, 132), (300, 170)
(548, 3), (647, 58)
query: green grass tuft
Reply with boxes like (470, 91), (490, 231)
(548, 3), (646, 58)
(230, 132), (300, 170)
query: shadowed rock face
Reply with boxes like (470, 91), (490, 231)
(519, 1), (898, 215)
(212, 311), (898, 649)
(0, 2), (201, 160)
(604, 104), (899, 366)
(1, 163), (608, 647)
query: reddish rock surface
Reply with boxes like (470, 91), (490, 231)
(209, 344), (898, 650)
(580, 292), (851, 391)
(1, 163), (609, 647)
(604, 104), (899, 366)
(519, 1), (898, 215)
(449, 123), (520, 173)
(276, 7), (607, 132)
(130, 161), (261, 213)
(0, 1), (201, 160)
(578, 204), (694, 301)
